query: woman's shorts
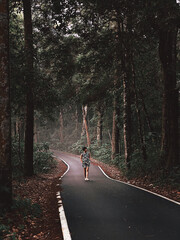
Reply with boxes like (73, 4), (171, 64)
(82, 161), (90, 168)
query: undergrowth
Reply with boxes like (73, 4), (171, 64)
(12, 137), (56, 179)
(0, 197), (42, 240)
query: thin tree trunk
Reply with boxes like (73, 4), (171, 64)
(82, 105), (90, 147)
(132, 62), (147, 162)
(111, 96), (120, 160)
(59, 111), (64, 143)
(0, 0), (12, 207)
(17, 120), (23, 172)
(97, 104), (103, 147)
(123, 72), (132, 169)
(139, 91), (154, 134)
(108, 130), (112, 145)
(23, 0), (34, 176)
(117, 18), (132, 168)
(34, 119), (38, 143)
(159, 28), (179, 169)
(75, 106), (79, 138)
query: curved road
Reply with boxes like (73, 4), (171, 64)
(54, 151), (180, 240)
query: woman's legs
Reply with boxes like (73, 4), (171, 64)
(86, 167), (89, 179)
(84, 168), (86, 178)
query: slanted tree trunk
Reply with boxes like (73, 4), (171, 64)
(0, 0), (12, 207)
(159, 27), (179, 169)
(111, 96), (120, 160)
(82, 105), (90, 147)
(97, 104), (103, 147)
(59, 110), (64, 143)
(23, 0), (34, 176)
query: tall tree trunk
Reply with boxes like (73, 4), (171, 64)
(159, 28), (179, 169)
(23, 0), (34, 176)
(97, 104), (103, 147)
(59, 110), (64, 143)
(132, 62), (147, 162)
(111, 96), (120, 160)
(120, 19), (132, 169)
(0, 0), (12, 207)
(123, 72), (132, 169)
(82, 105), (90, 147)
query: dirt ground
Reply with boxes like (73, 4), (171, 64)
(2, 158), (67, 240)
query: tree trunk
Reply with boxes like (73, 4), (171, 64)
(59, 111), (64, 143)
(111, 96), (120, 160)
(159, 28), (179, 169)
(0, 0), (12, 207)
(75, 106), (79, 138)
(132, 62), (147, 162)
(139, 91), (154, 134)
(82, 105), (90, 147)
(23, 0), (34, 176)
(34, 119), (38, 144)
(123, 72), (132, 169)
(97, 104), (103, 147)
(117, 17), (132, 168)
(120, 19), (132, 169)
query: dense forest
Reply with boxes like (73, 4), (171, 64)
(0, 0), (180, 209)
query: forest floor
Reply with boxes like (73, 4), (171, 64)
(2, 158), (67, 240)
(2, 152), (179, 240)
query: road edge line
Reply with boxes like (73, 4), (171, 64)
(98, 166), (180, 206)
(54, 155), (72, 240)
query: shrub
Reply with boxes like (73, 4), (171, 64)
(11, 138), (56, 178)
(12, 197), (42, 218)
(90, 142), (111, 163)
(33, 142), (56, 174)
(69, 136), (87, 154)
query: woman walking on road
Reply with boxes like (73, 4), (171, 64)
(80, 147), (91, 181)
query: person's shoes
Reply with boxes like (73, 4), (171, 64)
(86, 178), (89, 181)
(85, 178), (87, 181)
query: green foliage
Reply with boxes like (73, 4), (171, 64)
(90, 142), (112, 164)
(33, 143), (57, 174)
(70, 136), (87, 154)
(0, 224), (10, 238)
(12, 138), (56, 178)
(12, 198), (42, 218)
(0, 197), (41, 240)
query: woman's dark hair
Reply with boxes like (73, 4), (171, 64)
(82, 147), (87, 151)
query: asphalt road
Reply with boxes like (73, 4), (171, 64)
(54, 151), (180, 240)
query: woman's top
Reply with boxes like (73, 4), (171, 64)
(81, 152), (90, 167)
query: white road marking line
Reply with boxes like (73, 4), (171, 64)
(98, 166), (180, 206)
(53, 155), (72, 240)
